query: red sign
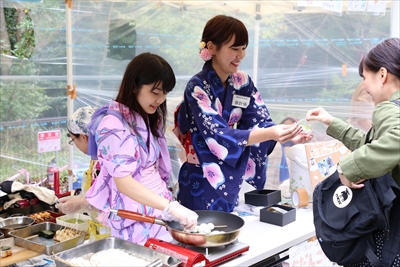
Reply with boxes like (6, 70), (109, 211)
(38, 130), (61, 153)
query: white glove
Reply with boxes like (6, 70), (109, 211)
(55, 195), (90, 214)
(161, 201), (198, 230)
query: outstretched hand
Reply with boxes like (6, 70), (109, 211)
(292, 132), (314, 144)
(271, 123), (304, 143)
(306, 107), (334, 126)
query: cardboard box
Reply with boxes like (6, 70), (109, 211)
(244, 189), (281, 206)
(260, 204), (296, 226)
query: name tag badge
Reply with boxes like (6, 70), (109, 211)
(232, 95), (250, 108)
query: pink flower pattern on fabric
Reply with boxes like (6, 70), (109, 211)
(242, 158), (256, 181)
(202, 162), (225, 189)
(232, 71), (249, 90)
(192, 86), (218, 115)
(228, 108), (242, 126)
(253, 92), (265, 106)
(206, 137), (228, 160)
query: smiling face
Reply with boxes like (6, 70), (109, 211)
(362, 68), (386, 105)
(209, 36), (246, 83)
(136, 82), (167, 114)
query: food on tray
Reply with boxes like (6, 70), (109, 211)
(38, 230), (55, 239)
(29, 211), (54, 223)
(53, 228), (84, 242)
(1, 246), (12, 258)
(68, 248), (150, 266)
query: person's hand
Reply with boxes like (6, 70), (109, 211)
(161, 201), (198, 230)
(56, 195), (90, 214)
(291, 132), (314, 144)
(339, 173), (365, 189)
(271, 123), (303, 143)
(306, 107), (334, 126)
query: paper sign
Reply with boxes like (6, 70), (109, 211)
(348, 0), (367, 11)
(305, 141), (350, 190)
(38, 130), (61, 153)
(289, 237), (335, 266)
(367, 0), (386, 13)
(321, 0), (344, 13)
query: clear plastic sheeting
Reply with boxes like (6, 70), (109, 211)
(0, 0), (395, 186)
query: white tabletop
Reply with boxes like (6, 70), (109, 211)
(224, 208), (315, 266)
(159, 208), (315, 266)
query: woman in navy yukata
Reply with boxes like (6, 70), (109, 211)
(173, 15), (312, 212)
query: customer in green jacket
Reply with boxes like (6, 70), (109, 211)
(306, 38), (400, 266)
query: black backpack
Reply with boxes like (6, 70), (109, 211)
(313, 100), (400, 266)
(313, 170), (399, 266)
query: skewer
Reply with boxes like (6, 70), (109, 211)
(52, 252), (78, 267)
(25, 234), (39, 240)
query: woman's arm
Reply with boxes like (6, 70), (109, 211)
(113, 175), (169, 211)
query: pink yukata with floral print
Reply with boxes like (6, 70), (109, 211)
(174, 61), (276, 212)
(86, 100), (173, 244)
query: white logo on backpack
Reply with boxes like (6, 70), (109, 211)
(333, 185), (353, 208)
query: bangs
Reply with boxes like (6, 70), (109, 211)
(155, 70), (176, 94)
(230, 21), (248, 47)
(136, 59), (176, 94)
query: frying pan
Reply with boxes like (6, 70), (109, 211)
(109, 209), (244, 247)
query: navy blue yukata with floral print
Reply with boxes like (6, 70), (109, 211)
(174, 61), (276, 212)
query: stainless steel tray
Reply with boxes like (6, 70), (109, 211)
(54, 237), (182, 267)
(8, 222), (86, 255)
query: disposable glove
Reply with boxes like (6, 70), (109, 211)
(161, 201), (198, 230)
(55, 195), (90, 214)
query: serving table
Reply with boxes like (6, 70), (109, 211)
(2, 208), (315, 267)
(157, 207), (315, 267)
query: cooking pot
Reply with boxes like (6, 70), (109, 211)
(110, 209), (244, 247)
(0, 216), (34, 237)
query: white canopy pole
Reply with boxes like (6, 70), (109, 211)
(390, 0), (399, 38)
(66, 0), (74, 192)
(252, 4), (261, 87)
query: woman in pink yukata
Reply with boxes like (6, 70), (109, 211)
(174, 15), (312, 212)
(84, 53), (198, 244)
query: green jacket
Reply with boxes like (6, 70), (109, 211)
(326, 90), (400, 186)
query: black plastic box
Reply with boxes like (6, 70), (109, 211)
(260, 204), (296, 226)
(244, 189), (281, 206)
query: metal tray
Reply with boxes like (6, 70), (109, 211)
(54, 237), (182, 267)
(8, 222), (86, 255)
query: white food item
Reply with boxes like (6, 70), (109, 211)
(68, 248), (150, 266)
(185, 222), (221, 235)
(69, 257), (91, 267)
